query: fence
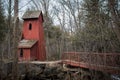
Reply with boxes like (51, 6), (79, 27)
(62, 52), (120, 74)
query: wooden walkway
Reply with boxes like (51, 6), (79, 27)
(62, 52), (120, 75)
(18, 52), (120, 75)
(18, 60), (62, 64)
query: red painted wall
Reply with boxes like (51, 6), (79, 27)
(23, 19), (39, 40)
(37, 14), (46, 61)
(18, 48), (30, 61)
(22, 13), (46, 61)
(30, 43), (38, 60)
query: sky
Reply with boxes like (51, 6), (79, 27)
(18, 0), (60, 25)
(3, 0), (81, 26)
(19, 0), (31, 18)
(3, 0), (30, 19)
(18, 0), (83, 25)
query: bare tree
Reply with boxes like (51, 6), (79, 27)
(7, 0), (12, 59)
(12, 0), (19, 79)
(58, 0), (82, 30)
(108, 0), (120, 41)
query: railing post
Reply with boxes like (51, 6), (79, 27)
(104, 53), (106, 66)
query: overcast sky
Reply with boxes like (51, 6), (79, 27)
(19, 0), (31, 18)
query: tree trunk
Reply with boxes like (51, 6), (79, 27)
(108, 0), (120, 41)
(12, 0), (19, 79)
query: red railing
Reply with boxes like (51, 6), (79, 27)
(62, 52), (120, 74)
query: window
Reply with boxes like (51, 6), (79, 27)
(29, 23), (32, 30)
(20, 49), (23, 57)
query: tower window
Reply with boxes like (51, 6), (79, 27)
(29, 23), (32, 30)
(20, 49), (23, 57)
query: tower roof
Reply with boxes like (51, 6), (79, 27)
(22, 11), (42, 19)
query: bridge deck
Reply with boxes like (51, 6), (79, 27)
(19, 52), (120, 74)
(62, 52), (120, 75)
(18, 60), (62, 64)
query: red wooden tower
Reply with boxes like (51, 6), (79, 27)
(18, 11), (46, 61)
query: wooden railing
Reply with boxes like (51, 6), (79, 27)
(62, 52), (120, 74)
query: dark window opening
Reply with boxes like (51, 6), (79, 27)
(29, 23), (32, 30)
(20, 49), (23, 57)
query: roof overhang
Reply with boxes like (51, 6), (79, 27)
(22, 10), (44, 22)
(18, 39), (38, 48)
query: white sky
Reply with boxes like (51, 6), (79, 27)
(19, 0), (31, 18)
(18, 0), (82, 26)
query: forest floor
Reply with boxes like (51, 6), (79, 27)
(2, 61), (119, 80)
(19, 61), (114, 80)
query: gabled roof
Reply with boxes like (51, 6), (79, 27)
(22, 11), (42, 19)
(18, 39), (38, 48)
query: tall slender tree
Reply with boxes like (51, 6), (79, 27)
(12, 0), (19, 79)
(0, 0), (6, 42)
(108, 0), (120, 41)
(0, 0), (6, 79)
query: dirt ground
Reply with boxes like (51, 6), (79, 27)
(2, 62), (115, 80)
